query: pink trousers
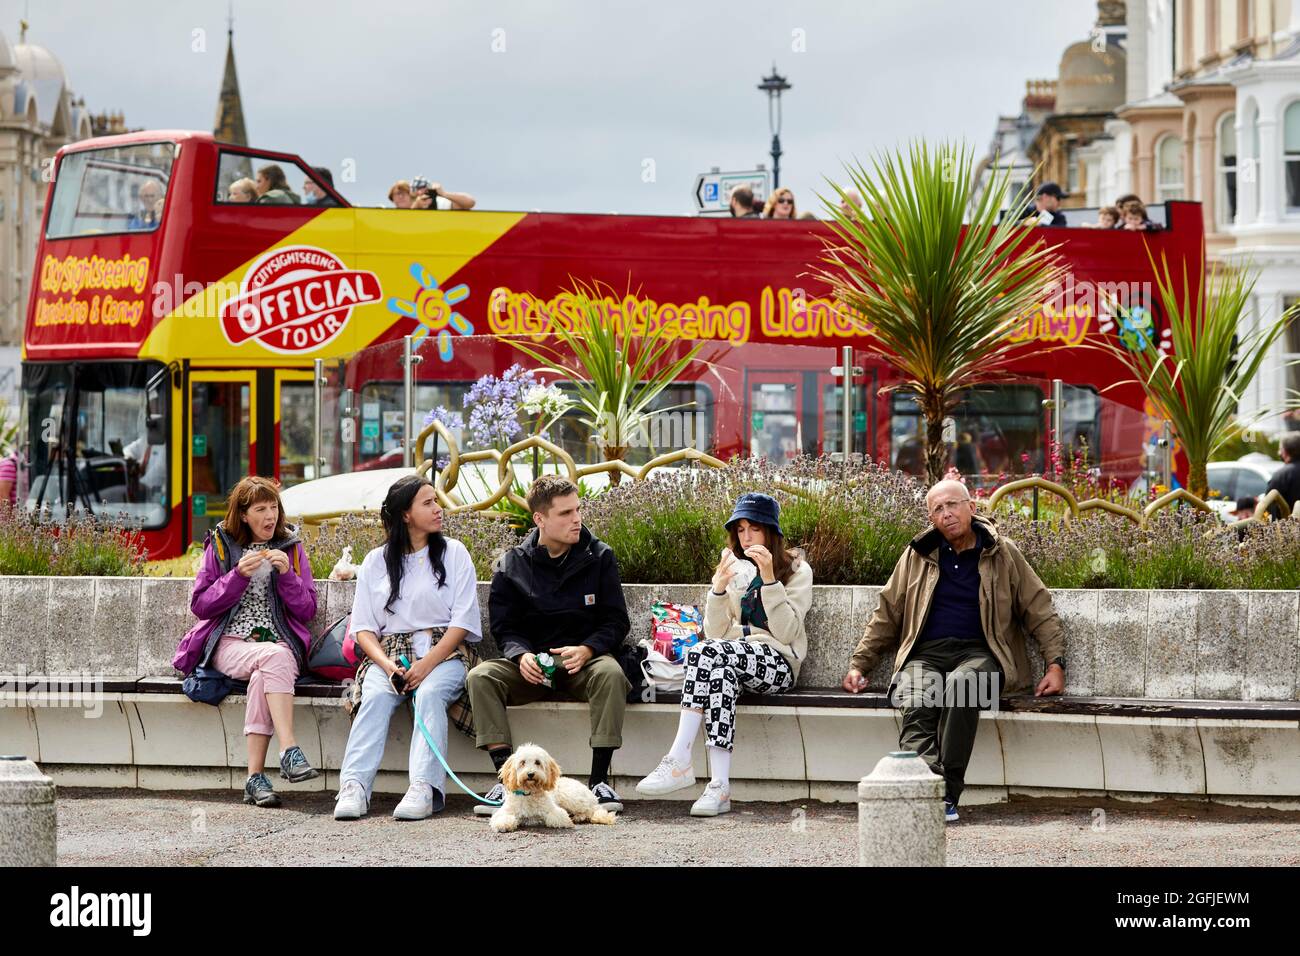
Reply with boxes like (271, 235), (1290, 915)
(211, 635), (299, 736)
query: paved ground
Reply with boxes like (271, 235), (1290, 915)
(53, 789), (1300, 866)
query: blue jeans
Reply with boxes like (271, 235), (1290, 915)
(339, 657), (466, 799)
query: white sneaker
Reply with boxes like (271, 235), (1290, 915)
(393, 782), (434, 820)
(635, 755), (696, 796)
(690, 780), (731, 817)
(334, 779), (368, 820)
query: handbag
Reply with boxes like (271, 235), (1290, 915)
(182, 664), (234, 705)
(638, 637), (685, 692)
(308, 614), (363, 681)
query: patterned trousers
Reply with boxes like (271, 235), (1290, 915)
(681, 639), (794, 751)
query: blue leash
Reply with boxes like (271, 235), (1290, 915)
(401, 656), (503, 807)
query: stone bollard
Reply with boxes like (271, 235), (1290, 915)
(857, 750), (945, 867)
(0, 756), (57, 866)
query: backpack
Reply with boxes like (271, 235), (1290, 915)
(307, 614), (363, 681)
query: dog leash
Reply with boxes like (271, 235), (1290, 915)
(402, 656), (503, 807)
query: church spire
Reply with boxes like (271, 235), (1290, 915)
(213, 10), (248, 145)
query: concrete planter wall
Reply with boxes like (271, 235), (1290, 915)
(0, 575), (1295, 702)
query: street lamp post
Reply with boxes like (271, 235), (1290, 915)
(757, 65), (791, 189)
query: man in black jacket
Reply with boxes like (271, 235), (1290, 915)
(467, 475), (632, 814)
(1266, 432), (1300, 520)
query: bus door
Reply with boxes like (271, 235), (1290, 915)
(818, 360), (877, 461)
(188, 371), (256, 544)
(273, 369), (317, 488)
(746, 370), (813, 462)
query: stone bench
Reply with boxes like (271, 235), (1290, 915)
(1, 575), (1298, 806)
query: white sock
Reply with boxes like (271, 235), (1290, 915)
(707, 746), (731, 788)
(666, 710), (704, 766)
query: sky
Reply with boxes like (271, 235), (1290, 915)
(3, 0), (1099, 213)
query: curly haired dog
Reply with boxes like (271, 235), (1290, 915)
(489, 743), (617, 833)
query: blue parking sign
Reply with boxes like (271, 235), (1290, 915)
(704, 182), (718, 201)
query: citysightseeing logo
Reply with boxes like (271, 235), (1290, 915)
(219, 245), (381, 354)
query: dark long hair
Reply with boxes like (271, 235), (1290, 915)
(379, 475), (447, 613)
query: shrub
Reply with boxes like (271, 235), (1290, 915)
(0, 506), (146, 577)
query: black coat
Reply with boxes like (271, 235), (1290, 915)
(488, 526), (630, 660)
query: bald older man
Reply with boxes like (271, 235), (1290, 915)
(842, 479), (1066, 821)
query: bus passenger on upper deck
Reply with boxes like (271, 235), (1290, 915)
(227, 178), (257, 203)
(763, 187), (797, 219)
(388, 180), (413, 208)
(127, 180), (164, 230)
(255, 164), (301, 205)
(304, 166), (342, 206)
(409, 176), (476, 210)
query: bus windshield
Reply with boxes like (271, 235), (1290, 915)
(45, 142), (178, 238)
(20, 361), (170, 528)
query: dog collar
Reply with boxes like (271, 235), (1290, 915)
(512, 789), (531, 796)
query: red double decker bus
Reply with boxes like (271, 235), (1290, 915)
(21, 130), (1203, 559)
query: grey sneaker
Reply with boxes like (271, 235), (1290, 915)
(279, 745), (319, 784)
(243, 772), (280, 808)
(591, 781), (623, 813)
(333, 779), (368, 820)
(474, 782), (506, 817)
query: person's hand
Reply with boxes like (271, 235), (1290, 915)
(266, 549), (291, 574)
(236, 550), (268, 578)
(842, 668), (868, 693)
(429, 182), (443, 196)
(404, 654), (435, 691)
(744, 544), (775, 584)
(550, 645), (593, 675)
(711, 548), (738, 592)
(519, 652), (544, 685)
(1035, 664), (1065, 697)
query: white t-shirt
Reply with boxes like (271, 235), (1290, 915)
(350, 538), (482, 659)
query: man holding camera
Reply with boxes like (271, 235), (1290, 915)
(408, 175), (477, 210)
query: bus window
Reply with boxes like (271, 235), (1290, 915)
(1061, 384), (1103, 463)
(21, 361), (169, 527)
(552, 383), (715, 466)
(356, 382), (468, 469)
(214, 150), (314, 205)
(891, 385), (1045, 485)
(45, 143), (176, 238)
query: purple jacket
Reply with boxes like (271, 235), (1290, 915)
(172, 525), (318, 675)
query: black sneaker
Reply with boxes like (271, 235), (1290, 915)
(474, 782), (506, 817)
(243, 772), (281, 808)
(279, 745), (319, 784)
(591, 781), (623, 813)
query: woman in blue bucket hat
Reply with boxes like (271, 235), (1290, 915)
(636, 492), (813, 816)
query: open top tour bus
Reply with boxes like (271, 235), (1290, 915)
(22, 130), (1205, 558)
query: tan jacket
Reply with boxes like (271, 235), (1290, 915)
(704, 559), (813, 681)
(848, 515), (1064, 694)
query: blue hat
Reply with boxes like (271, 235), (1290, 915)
(725, 492), (782, 537)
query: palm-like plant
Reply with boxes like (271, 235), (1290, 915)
(1092, 247), (1298, 499)
(813, 141), (1070, 484)
(506, 279), (705, 481)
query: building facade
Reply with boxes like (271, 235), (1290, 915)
(1120, 0), (1300, 429)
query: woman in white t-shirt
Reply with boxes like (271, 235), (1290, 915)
(334, 475), (483, 821)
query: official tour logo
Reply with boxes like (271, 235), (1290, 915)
(220, 245), (381, 354)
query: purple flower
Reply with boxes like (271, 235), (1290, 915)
(461, 364), (538, 449)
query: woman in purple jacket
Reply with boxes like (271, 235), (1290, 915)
(172, 476), (319, 807)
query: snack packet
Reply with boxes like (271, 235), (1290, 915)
(651, 601), (703, 663)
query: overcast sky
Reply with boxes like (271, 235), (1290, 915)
(5, 0), (1099, 213)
